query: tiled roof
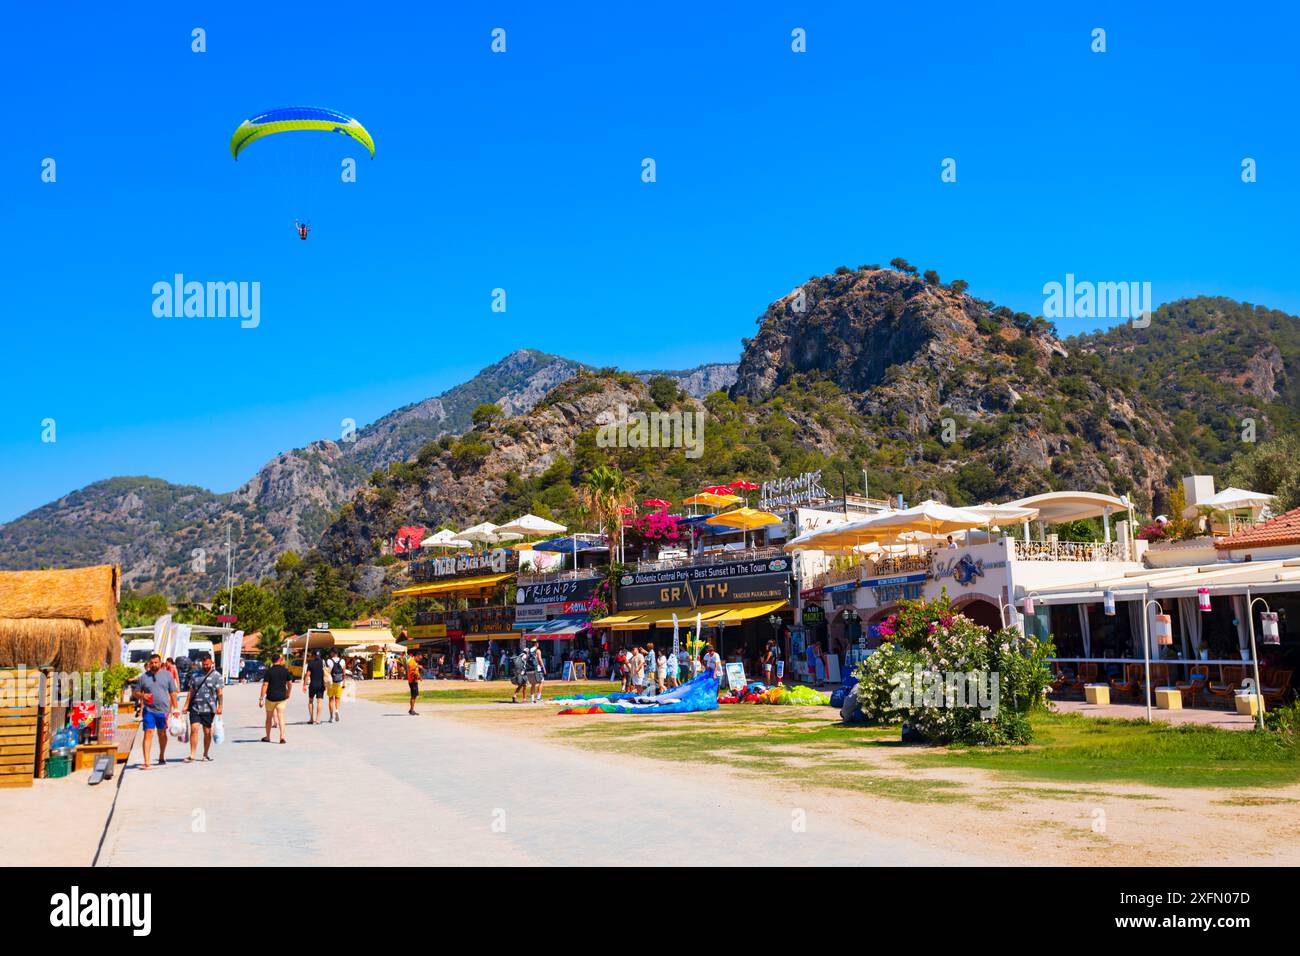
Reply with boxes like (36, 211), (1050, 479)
(1215, 506), (1300, 550)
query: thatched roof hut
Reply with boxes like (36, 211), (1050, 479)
(0, 565), (121, 672)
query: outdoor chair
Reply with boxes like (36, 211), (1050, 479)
(1206, 665), (1246, 708)
(1143, 663), (1172, 700)
(1109, 664), (1144, 702)
(1261, 669), (1293, 709)
(1050, 664), (1075, 697)
(1174, 664), (1213, 707)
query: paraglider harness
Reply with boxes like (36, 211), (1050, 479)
(295, 220), (311, 240)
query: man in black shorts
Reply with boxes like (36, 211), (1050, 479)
(185, 652), (223, 762)
(406, 653), (422, 715)
(304, 649), (326, 725)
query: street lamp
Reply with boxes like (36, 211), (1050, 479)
(1243, 588), (1269, 730)
(1136, 593), (1163, 723)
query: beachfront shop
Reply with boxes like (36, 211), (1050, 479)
(597, 555), (793, 678)
(392, 548), (519, 677)
(0, 565), (127, 788)
(513, 573), (598, 674)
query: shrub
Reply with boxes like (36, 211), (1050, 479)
(851, 594), (1055, 745)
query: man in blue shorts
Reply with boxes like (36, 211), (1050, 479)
(132, 653), (179, 770)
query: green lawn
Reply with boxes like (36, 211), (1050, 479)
(906, 712), (1300, 789)
(379, 680), (622, 704)
(552, 706), (1300, 794)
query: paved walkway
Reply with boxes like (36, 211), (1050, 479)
(96, 683), (978, 866)
(1054, 698), (1257, 729)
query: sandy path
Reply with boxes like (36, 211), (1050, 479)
(95, 683), (983, 866)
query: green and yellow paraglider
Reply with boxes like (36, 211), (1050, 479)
(230, 106), (374, 238)
(230, 106), (375, 160)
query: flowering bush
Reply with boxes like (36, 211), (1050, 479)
(623, 512), (682, 548)
(851, 594), (1055, 745)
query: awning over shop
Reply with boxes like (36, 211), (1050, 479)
(596, 601), (790, 630)
(1022, 557), (1300, 604)
(391, 572), (514, 598)
(705, 600), (789, 625)
(527, 617), (591, 638)
(591, 612), (645, 629)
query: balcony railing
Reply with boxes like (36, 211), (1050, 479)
(866, 553), (933, 576)
(635, 545), (785, 574)
(516, 567), (602, 586)
(413, 605), (515, 635)
(1013, 539), (1128, 563)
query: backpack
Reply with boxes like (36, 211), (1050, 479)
(331, 660), (344, 683)
(513, 652), (528, 674)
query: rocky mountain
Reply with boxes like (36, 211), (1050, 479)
(318, 267), (1300, 597)
(0, 350), (736, 595)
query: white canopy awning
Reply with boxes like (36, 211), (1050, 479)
(1005, 491), (1130, 523)
(1021, 557), (1300, 604)
(496, 513), (568, 536)
(1198, 487), (1274, 513)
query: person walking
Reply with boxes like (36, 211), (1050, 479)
(259, 653), (293, 744)
(132, 653), (178, 770)
(185, 652), (223, 762)
(655, 647), (668, 694)
(525, 640), (545, 703)
(665, 646), (680, 689)
(326, 648), (347, 722)
(763, 641), (776, 686)
(304, 649), (326, 724)
(406, 653), (422, 715)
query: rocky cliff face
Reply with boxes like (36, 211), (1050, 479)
(730, 267), (1181, 507)
(317, 375), (654, 592)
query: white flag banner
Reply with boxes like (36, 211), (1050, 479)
(171, 624), (192, 662)
(223, 631), (244, 682)
(152, 615), (173, 661)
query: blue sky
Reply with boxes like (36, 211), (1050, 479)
(3, 1), (1299, 522)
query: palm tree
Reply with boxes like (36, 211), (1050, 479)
(256, 625), (284, 665)
(580, 464), (636, 572)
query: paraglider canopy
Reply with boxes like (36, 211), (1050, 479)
(230, 106), (375, 160)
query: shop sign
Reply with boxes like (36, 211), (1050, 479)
(801, 603), (826, 625)
(621, 556), (789, 588)
(759, 470), (827, 511)
(873, 582), (925, 604)
(800, 586), (824, 600)
(619, 570), (790, 611)
(724, 662), (747, 691)
(516, 576), (597, 605)
(419, 548), (516, 580)
(514, 606), (546, 625)
(406, 624), (447, 639)
(823, 581), (858, 593)
(861, 572), (928, 588)
(931, 553), (1006, 587)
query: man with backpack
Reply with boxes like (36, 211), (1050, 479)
(326, 648), (347, 722)
(510, 646), (529, 703)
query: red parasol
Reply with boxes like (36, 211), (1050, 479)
(729, 480), (759, 491)
(702, 485), (735, 496)
(642, 498), (672, 510)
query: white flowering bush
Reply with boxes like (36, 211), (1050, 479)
(851, 594), (1055, 745)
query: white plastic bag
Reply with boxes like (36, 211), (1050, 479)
(212, 716), (225, 745)
(168, 712), (188, 742)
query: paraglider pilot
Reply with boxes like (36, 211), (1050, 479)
(295, 220), (311, 241)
